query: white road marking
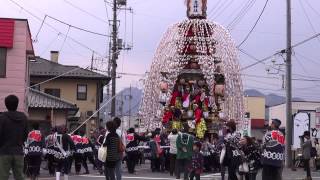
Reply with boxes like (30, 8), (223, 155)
(78, 174), (219, 179)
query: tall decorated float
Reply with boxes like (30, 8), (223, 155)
(140, 0), (245, 138)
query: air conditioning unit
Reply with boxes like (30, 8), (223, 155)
(117, 0), (126, 6)
(86, 111), (97, 118)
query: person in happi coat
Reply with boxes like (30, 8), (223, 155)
(53, 126), (75, 180)
(81, 131), (97, 174)
(45, 127), (57, 176)
(25, 123), (44, 180)
(125, 128), (148, 174)
(261, 119), (285, 180)
(71, 131), (84, 174)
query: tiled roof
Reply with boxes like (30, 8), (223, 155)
(30, 57), (110, 81)
(28, 88), (78, 110)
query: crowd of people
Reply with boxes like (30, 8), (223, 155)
(0, 94), (317, 180)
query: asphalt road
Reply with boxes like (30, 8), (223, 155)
(9, 162), (320, 180)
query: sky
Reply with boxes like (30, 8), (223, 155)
(1, 0), (320, 100)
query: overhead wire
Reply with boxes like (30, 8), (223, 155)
(237, 0), (269, 47)
(34, 15), (47, 42)
(240, 31), (320, 71)
(207, 0), (223, 18)
(227, 0), (256, 30)
(215, 0), (235, 20)
(39, 33), (61, 56)
(59, 25), (70, 52)
(63, 0), (109, 24)
(298, 0), (320, 44)
(295, 52), (320, 67)
(46, 15), (110, 38)
(8, 0), (107, 59)
(209, 0), (231, 20)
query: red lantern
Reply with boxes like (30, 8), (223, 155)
(160, 82), (168, 92)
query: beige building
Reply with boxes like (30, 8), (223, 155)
(244, 96), (266, 139)
(29, 52), (110, 134)
(28, 88), (78, 135)
(268, 101), (320, 128)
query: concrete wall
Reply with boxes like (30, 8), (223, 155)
(244, 96), (266, 128)
(269, 104), (286, 127)
(0, 20), (32, 113)
(268, 102), (320, 128)
(244, 97), (265, 119)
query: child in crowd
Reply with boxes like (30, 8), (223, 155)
(189, 142), (203, 180)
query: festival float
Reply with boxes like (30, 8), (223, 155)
(139, 0), (245, 139)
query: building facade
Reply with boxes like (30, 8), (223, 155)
(268, 101), (320, 128)
(244, 96), (266, 139)
(0, 18), (34, 112)
(28, 88), (78, 135)
(29, 53), (110, 134)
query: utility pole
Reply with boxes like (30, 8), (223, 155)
(285, 0), (293, 168)
(129, 85), (132, 128)
(90, 51), (94, 71)
(107, 41), (112, 97)
(111, 0), (118, 117)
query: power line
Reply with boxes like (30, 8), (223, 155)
(8, 0), (107, 59)
(46, 15), (111, 38)
(207, 0), (223, 18)
(227, 0), (256, 30)
(63, 0), (109, 24)
(240, 31), (320, 71)
(305, 0), (320, 20)
(59, 25), (70, 52)
(295, 52), (320, 67)
(210, 0), (232, 20)
(244, 77), (281, 87)
(239, 48), (279, 70)
(40, 33), (61, 56)
(237, 0), (269, 47)
(298, 0), (320, 44)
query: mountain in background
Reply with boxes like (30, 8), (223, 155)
(102, 87), (143, 119)
(101, 88), (305, 120)
(244, 89), (305, 107)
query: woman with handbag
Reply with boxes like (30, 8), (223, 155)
(239, 136), (261, 180)
(103, 121), (121, 180)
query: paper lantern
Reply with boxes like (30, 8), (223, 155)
(160, 82), (168, 92)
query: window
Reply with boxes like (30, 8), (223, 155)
(44, 88), (61, 98)
(77, 84), (87, 100)
(0, 48), (7, 78)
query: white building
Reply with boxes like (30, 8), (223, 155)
(268, 101), (320, 129)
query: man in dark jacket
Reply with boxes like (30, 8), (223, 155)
(0, 95), (28, 180)
(301, 131), (312, 180)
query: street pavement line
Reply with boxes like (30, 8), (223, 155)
(78, 174), (217, 179)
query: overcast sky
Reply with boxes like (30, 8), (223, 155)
(1, 0), (320, 100)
